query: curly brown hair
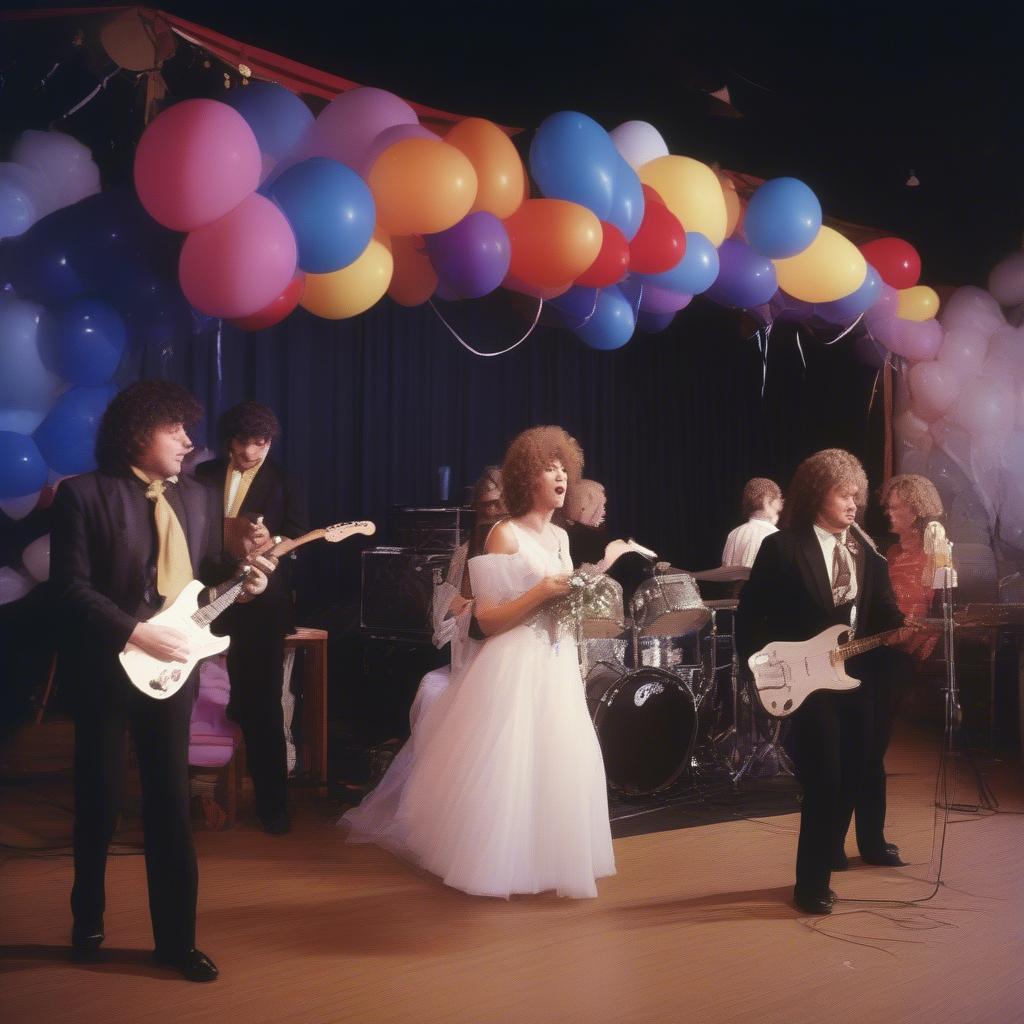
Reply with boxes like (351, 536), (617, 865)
(879, 474), (944, 531)
(218, 401), (280, 448)
(96, 380), (203, 475)
(781, 448), (868, 530)
(741, 477), (782, 517)
(501, 426), (584, 517)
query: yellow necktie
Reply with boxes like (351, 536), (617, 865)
(224, 464), (261, 517)
(131, 467), (193, 604)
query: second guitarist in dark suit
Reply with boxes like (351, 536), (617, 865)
(196, 402), (306, 834)
(736, 449), (908, 915)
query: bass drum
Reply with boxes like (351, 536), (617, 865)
(585, 663), (697, 795)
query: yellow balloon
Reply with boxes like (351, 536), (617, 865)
(638, 156), (728, 246)
(773, 226), (867, 303)
(717, 173), (742, 239)
(300, 237), (393, 319)
(897, 285), (940, 322)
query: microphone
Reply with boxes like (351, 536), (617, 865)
(923, 520), (956, 589)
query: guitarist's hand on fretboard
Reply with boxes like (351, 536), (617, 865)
(236, 551), (280, 603)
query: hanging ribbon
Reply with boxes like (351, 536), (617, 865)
(58, 68), (119, 121)
(428, 297), (542, 357)
(820, 311), (864, 346)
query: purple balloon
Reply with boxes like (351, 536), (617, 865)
(768, 289), (816, 324)
(816, 266), (881, 325)
(706, 239), (778, 309)
(636, 309), (676, 333)
(426, 212), (511, 300)
(864, 281), (900, 331)
(639, 284), (693, 315)
(883, 317), (943, 362)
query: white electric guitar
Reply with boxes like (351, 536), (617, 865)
(749, 624), (905, 718)
(120, 520), (375, 700)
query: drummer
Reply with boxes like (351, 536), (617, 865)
(563, 479), (611, 567)
(721, 477), (783, 568)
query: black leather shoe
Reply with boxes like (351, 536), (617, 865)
(861, 843), (907, 867)
(260, 813), (291, 835)
(155, 947), (219, 982)
(793, 886), (836, 915)
(70, 930), (105, 962)
(832, 850), (849, 871)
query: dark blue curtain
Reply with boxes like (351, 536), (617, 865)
(145, 297), (884, 623)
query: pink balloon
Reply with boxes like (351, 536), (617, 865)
(884, 317), (943, 362)
(1017, 383), (1024, 430)
(639, 284), (693, 315)
(938, 328), (988, 377)
(939, 285), (1004, 338)
(985, 325), (1024, 379)
(952, 374), (1016, 438)
(179, 194), (297, 319)
(988, 252), (1024, 307)
(909, 359), (961, 421)
(864, 282), (900, 330)
(302, 87), (418, 170)
(135, 99), (261, 231)
(359, 124), (439, 178)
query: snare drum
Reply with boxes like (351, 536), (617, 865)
(631, 573), (710, 637)
(585, 662), (698, 795)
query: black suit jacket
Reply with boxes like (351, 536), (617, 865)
(195, 457), (306, 632)
(50, 470), (229, 708)
(736, 524), (905, 677)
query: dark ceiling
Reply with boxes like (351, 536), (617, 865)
(3, 0), (1023, 286)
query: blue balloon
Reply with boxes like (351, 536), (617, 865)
(574, 285), (636, 350)
(33, 384), (116, 476)
(815, 266), (880, 325)
(607, 156), (645, 241)
(9, 214), (88, 304)
(706, 239), (778, 309)
(226, 82), (314, 160)
(0, 174), (36, 239)
(547, 286), (600, 327)
(0, 431), (48, 498)
(43, 299), (127, 386)
(0, 297), (57, 411)
(744, 177), (822, 259)
(529, 111), (618, 220)
(640, 232), (720, 295)
(267, 157), (376, 273)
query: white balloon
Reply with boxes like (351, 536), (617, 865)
(908, 359), (961, 421)
(610, 121), (670, 171)
(984, 324), (1024, 381)
(939, 285), (1004, 339)
(11, 130), (100, 209)
(0, 565), (34, 604)
(894, 409), (931, 450)
(22, 533), (50, 581)
(988, 251), (1024, 307)
(0, 491), (41, 520)
(938, 327), (988, 377)
(951, 375), (1016, 439)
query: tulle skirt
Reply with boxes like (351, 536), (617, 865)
(342, 626), (615, 899)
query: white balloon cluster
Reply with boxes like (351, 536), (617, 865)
(896, 257), (1024, 582)
(0, 130), (101, 240)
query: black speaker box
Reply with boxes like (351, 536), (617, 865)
(360, 547), (452, 636)
(387, 506), (474, 551)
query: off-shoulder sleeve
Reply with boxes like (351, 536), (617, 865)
(469, 553), (528, 608)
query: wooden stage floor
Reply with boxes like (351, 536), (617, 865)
(1, 725), (1023, 1024)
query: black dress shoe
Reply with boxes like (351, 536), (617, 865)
(154, 947), (219, 982)
(860, 843), (907, 867)
(70, 930), (105, 962)
(793, 887), (836, 915)
(832, 850), (849, 871)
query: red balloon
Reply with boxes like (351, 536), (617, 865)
(576, 222), (629, 287)
(629, 186), (686, 274)
(859, 237), (921, 290)
(228, 274), (305, 331)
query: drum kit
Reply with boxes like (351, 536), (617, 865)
(579, 562), (791, 797)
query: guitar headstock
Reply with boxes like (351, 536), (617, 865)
(324, 520), (376, 543)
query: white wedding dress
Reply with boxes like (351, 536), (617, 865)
(342, 521), (615, 899)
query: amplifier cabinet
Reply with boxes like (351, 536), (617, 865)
(360, 546), (452, 636)
(387, 506), (475, 551)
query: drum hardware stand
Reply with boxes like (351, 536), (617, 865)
(936, 566), (998, 813)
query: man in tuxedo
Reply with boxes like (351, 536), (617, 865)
(196, 402), (305, 834)
(50, 381), (277, 980)
(735, 449), (909, 915)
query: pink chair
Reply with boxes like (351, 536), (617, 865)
(189, 656), (243, 826)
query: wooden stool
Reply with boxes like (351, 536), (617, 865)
(284, 627), (329, 786)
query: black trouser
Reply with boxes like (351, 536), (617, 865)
(226, 626), (288, 823)
(840, 648), (913, 856)
(785, 683), (873, 895)
(72, 681), (197, 955)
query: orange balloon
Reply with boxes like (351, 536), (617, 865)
(368, 138), (477, 236)
(504, 199), (602, 289)
(388, 234), (437, 306)
(445, 117), (526, 219)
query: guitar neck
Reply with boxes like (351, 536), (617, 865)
(831, 628), (902, 664)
